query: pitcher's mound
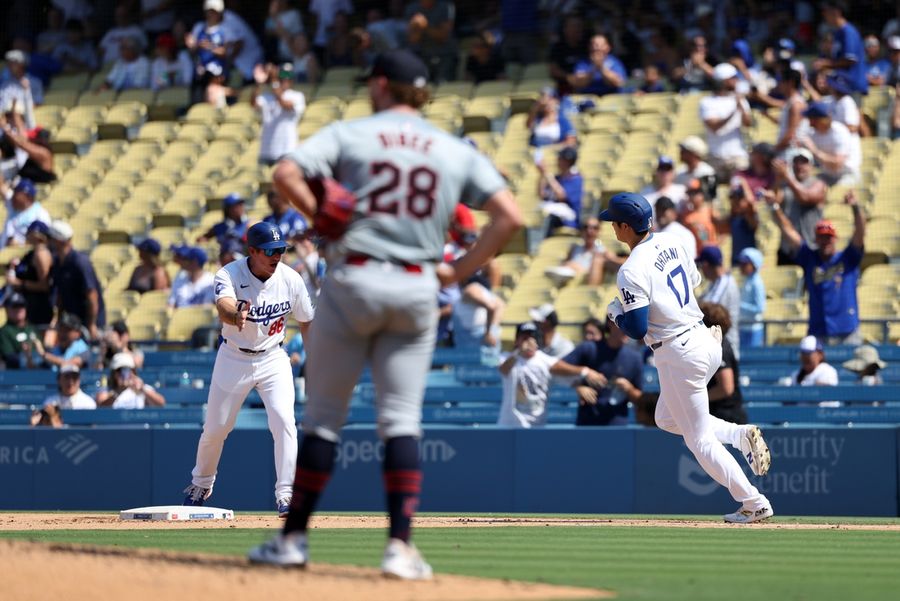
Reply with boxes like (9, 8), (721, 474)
(1, 540), (612, 601)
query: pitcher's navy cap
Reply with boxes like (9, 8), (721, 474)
(599, 192), (653, 233)
(247, 221), (289, 250)
(358, 49), (429, 88)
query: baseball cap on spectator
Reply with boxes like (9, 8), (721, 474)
(815, 219), (837, 238)
(528, 303), (560, 327)
(59, 364), (81, 376)
(110, 352), (136, 371)
(730, 40), (754, 68)
(827, 74), (853, 96)
(111, 319), (129, 336)
(679, 135), (708, 158)
(185, 247), (208, 266)
(798, 335), (823, 354)
(657, 155), (675, 170)
(558, 146), (578, 163)
(14, 178), (36, 198)
(58, 312), (83, 331)
(48, 220), (74, 242)
(713, 63), (738, 81)
(223, 193), (245, 208)
(792, 148), (814, 163)
(170, 244), (191, 258)
(278, 63), (294, 80)
(842, 345), (886, 372)
(737, 247), (763, 270)
(4, 50), (27, 64)
(696, 245), (723, 267)
(515, 321), (541, 340)
(4, 292), (26, 308)
(804, 102), (831, 119)
(888, 36), (900, 51)
(204, 0), (225, 12)
(687, 178), (704, 194)
(27, 220), (50, 236)
(777, 38), (795, 60)
(453, 203), (476, 231)
(357, 49), (429, 89)
(137, 238), (161, 255)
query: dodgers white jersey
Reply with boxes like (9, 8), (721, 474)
(617, 231), (704, 346)
(215, 259), (315, 351)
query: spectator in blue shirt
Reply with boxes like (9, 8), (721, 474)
(561, 319), (643, 426)
(263, 189), (307, 240)
(48, 220), (105, 341)
(736, 248), (766, 349)
(864, 35), (891, 87)
(569, 35), (626, 97)
(197, 193), (249, 245)
(537, 146), (583, 234)
(40, 312), (91, 370)
(814, 1), (868, 94)
(767, 189), (865, 345)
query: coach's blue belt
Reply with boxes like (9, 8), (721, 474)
(649, 320), (705, 351)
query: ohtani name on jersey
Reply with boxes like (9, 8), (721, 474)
(653, 247), (680, 272)
(246, 301), (292, 325)
(377, 131), (433, 154)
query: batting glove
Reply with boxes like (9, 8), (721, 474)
(606, 297), (624, 323)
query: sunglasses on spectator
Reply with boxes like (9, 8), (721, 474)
(263, 248), (287, 257)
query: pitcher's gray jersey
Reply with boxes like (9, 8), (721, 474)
(284, 110), (506, 263)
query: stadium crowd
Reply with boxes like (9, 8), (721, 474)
(0, 1), (898, 427)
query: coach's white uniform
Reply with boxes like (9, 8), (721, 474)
(618, 231), (767, 509)
(188, 259), (315, 502)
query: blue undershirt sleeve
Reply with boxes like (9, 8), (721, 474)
(615, 305), (649, 340)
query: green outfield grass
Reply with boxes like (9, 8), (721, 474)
(3, 522), (900, 601)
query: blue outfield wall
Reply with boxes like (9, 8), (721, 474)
(0, 426), (897, 516)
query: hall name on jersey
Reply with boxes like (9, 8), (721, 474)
(246, 301), (292, 325)
(378, 131), (433, 154)
(653, 247), (681, 272)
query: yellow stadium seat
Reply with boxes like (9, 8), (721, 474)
(434, 81), (474, 99)
(166, 305), (218, 342)
(185, 103), (224, 126)
(99, 101), (148, 139)
(137, 121), (180, 143)
(151, 87), (190, 120)
(224, 102), (259, 124)
(125, 315), (161, 341)
(51, 73), (91, 91)
(322, 66), (361, 84)
(43, 89), (80, 108)
(77, 89), (117, 107)
(148, 226), (188, 249)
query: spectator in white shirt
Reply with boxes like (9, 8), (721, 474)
(654, 196), (698, 259)
(96, 352), (166, 409)
(252, 63), (306, 165)
(168, 246), (215, 308)
(150, 33), (193, 90)
(265, 0), (305, 62)
(675, 135), (716, 196)
(528, 303), (575, 359)
(789, 335), (839, 386)
(99, 3), (148, 64)
(639, 156), (687, 217)
(701, 62), (752, 182)
(99, 37), (151, 91)
(43, 365), (97, 410)
(0, 50), (40, 127)
(797, 101), (860, 186)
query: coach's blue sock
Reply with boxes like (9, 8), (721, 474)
(283, 435), (335, 534)
(383, 436), (421, 543)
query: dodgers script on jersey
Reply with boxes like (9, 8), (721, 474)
(617, 231), (704, 346)
(284, 111), (507, 264)
(215, 259), (315, 351)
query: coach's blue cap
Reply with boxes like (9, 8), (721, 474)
(598, 192), (653, 233)
(14, 178), (36, 198)
(696, 245), (723, 267)
(247, 221), (289, 250)
(223, 193), (245, 208)
(804, 101), (831, 119)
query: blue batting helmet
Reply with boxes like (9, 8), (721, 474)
(247, 221), (288, 250)
(599, 192), (653, 233)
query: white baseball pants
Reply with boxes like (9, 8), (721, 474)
(653, 325), (766, 508)
(190, 342), (297, 501)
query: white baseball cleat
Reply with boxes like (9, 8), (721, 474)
(381, 538), (433, 580)
(247, 531), (308, 567)
(740, 425), (772, 476)
(724, 504), (774, 524)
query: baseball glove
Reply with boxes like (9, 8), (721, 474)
(307, 177), (357, 241)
